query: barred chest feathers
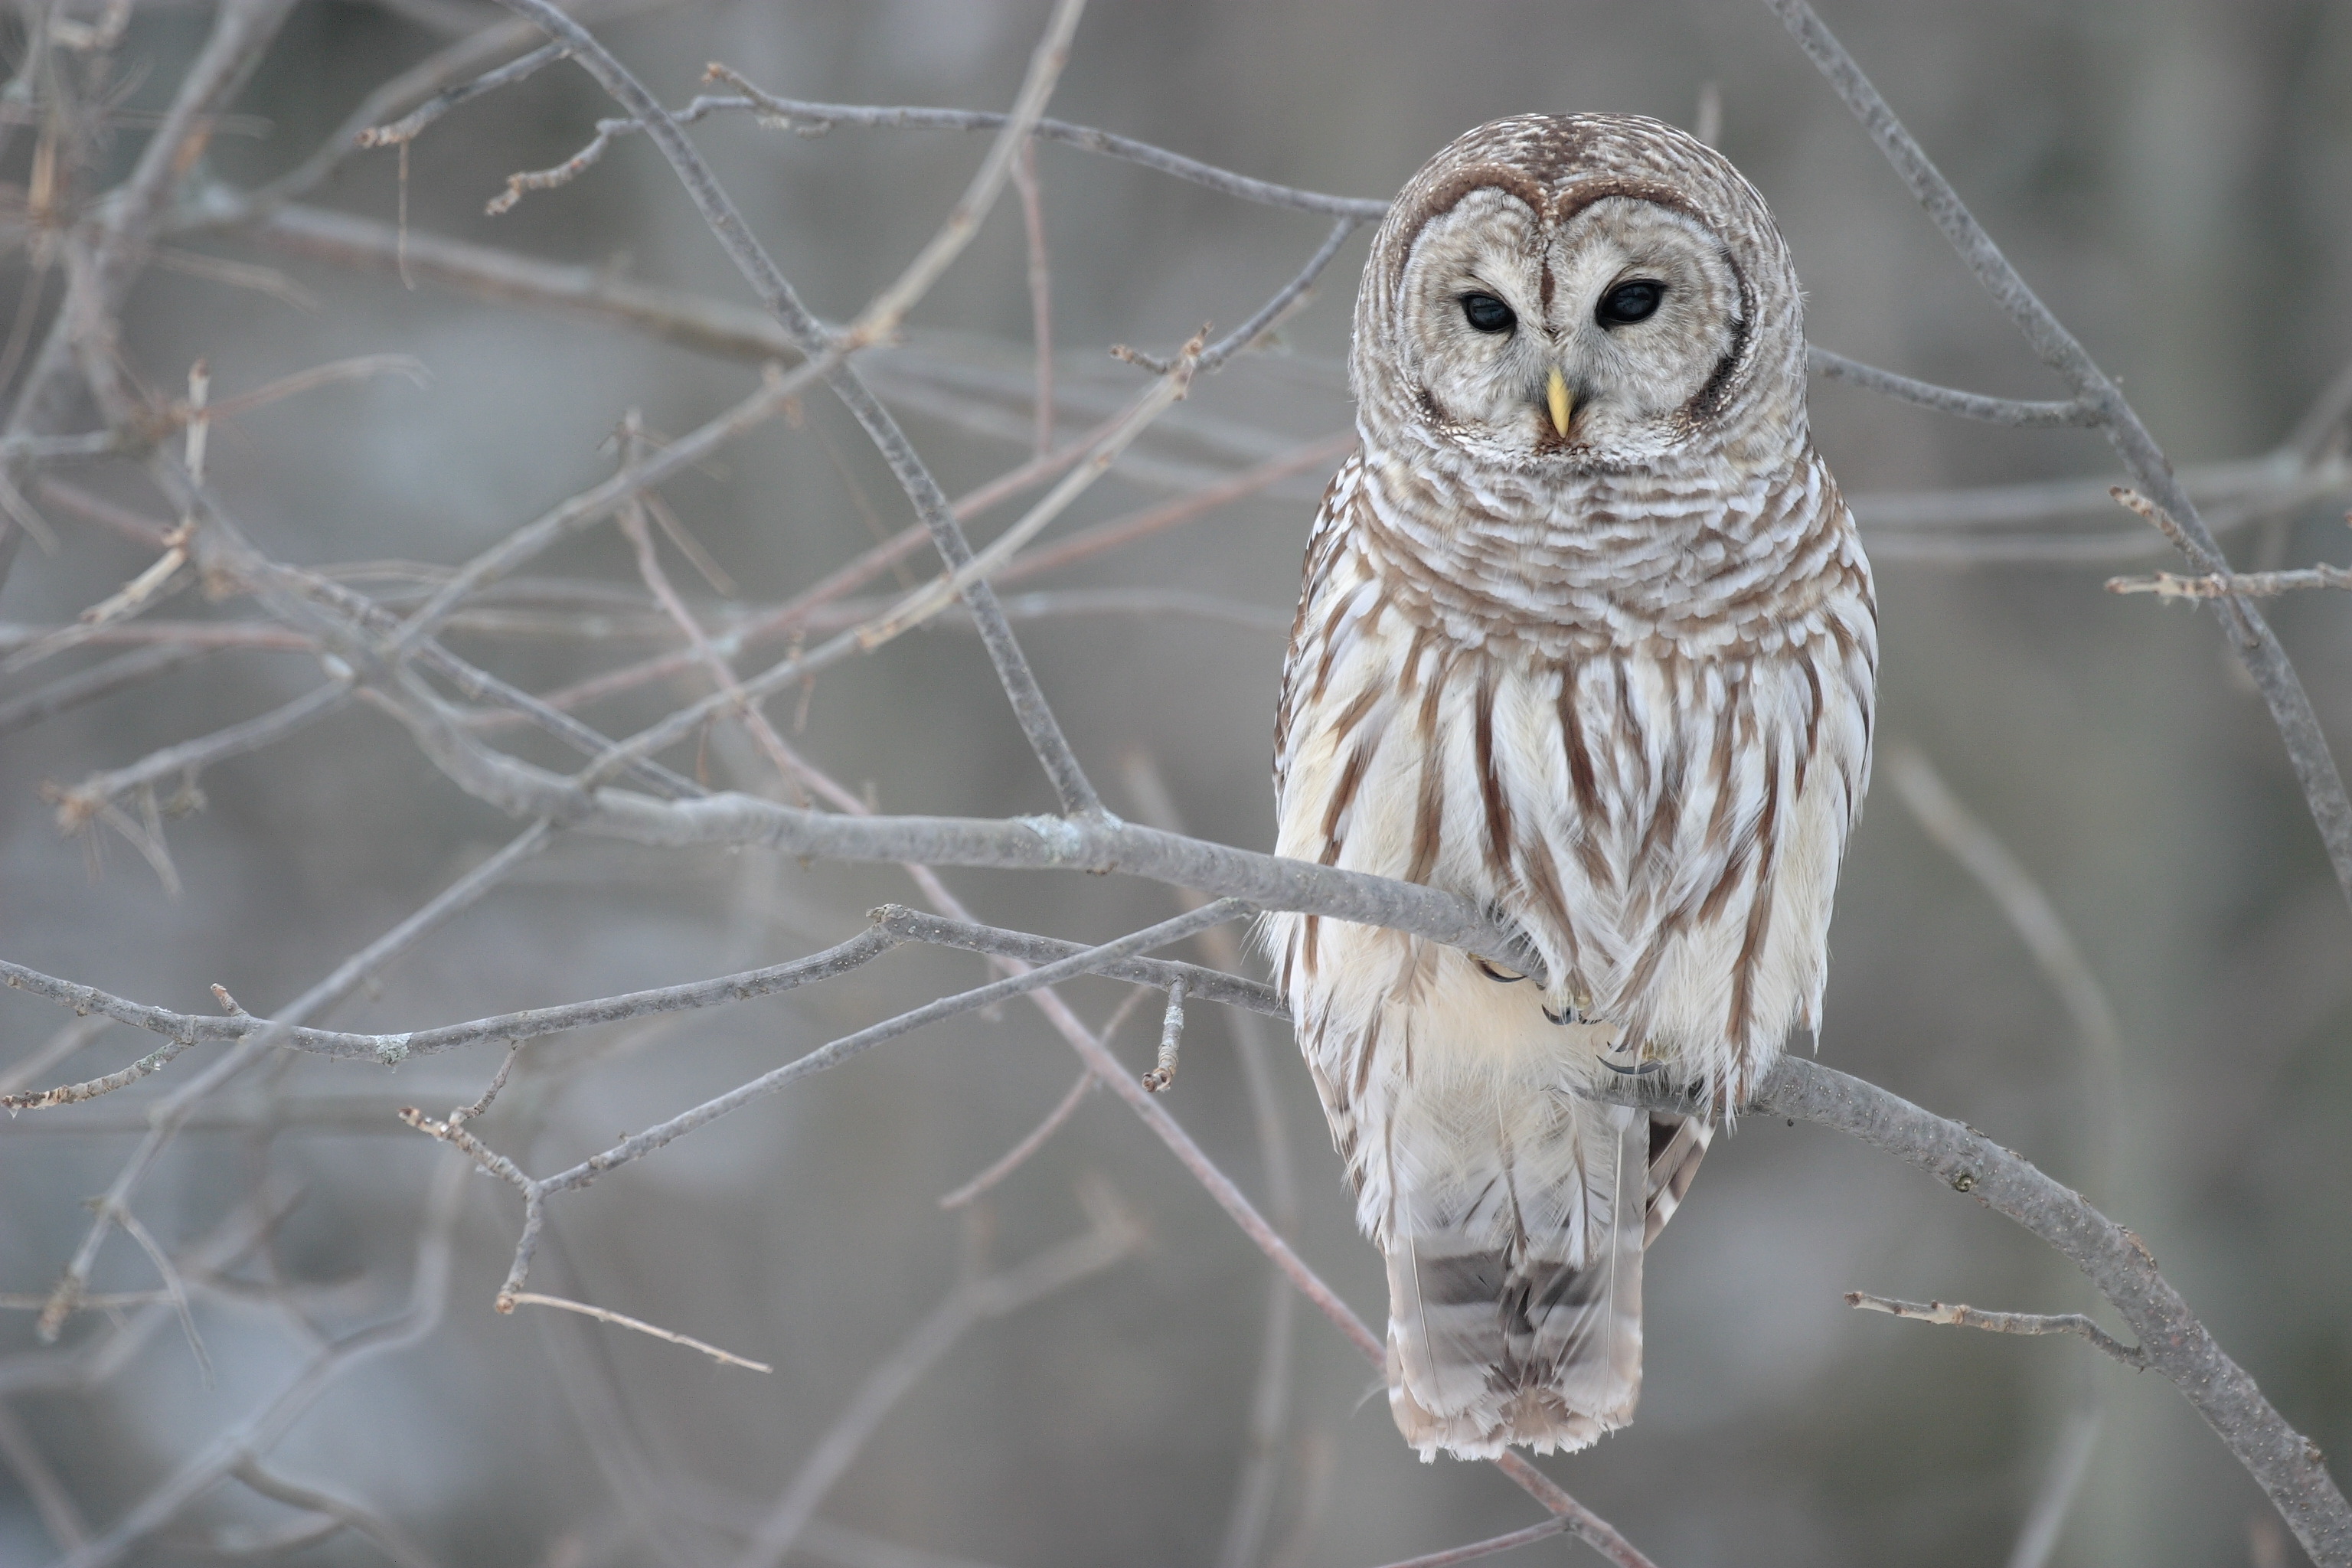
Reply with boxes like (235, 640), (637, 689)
(1275, 444), (1875, 1111)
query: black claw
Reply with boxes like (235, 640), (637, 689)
(1599, 1057), (1664, 1076)
(1473, 958), (1526, 985)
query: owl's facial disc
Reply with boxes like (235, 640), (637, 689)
(1396, 188), (1746, 469)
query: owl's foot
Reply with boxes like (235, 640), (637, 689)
(1475, 958), (1589, 1024)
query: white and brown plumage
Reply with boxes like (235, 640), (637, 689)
(1269, 115), (1876, 1460)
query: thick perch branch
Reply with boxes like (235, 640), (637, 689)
(1744, 1061), (2349, 1563)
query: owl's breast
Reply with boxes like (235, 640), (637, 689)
(1345, 441), (1867, 665)
(1276, 467), (1875, 1093)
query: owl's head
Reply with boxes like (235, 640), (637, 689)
(1353, 114), (1807, 475)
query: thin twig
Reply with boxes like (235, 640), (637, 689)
(1887, 746), (2123, 1200)
(501, 1292), (772, 1373)
(1358, 1517), (1570, 1568)
(1844, 1292), (2146, 1370)
(1011, 136), (1053, 456)
(44, 678), (354, 834)
(0, 1014), (116, 1097)
(851, 342), (1199, 651)
(1141, 978), (1185, 1092)
(727, 1190), (1141, 1568)
(936, 1070), (1094, 1210)
(0, 1400), (89, 1553)
(2006, 1408), (2102, 1568)
(936, 990), (1155, 1210)
(1809, 347), (2093, 427)
(1119, 751), (1300, 1568)
(230, 1459), (440, 1568)
(1126, 218), (1359, 376)
(0, 925), (902, 1074)
(0, 643), (207, 740)
(107, 1205), (214, 1388)
(357, 39), (567, 147)
(2108, 560), (2352, 600)
(693, 74), (1390, 220)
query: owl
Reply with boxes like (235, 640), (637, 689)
(1269, 115), (1876, 1460)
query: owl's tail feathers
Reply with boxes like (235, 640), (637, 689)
(1643, 1110), (1714, 1247)
(1380, 1098), (1648, 1461)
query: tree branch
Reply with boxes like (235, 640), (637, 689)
(1766, 0), (2352, 916)
(1843, 1292), (2146, 1369)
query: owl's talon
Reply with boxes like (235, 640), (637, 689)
(1473, 957), (1526, 985)
(1541, 1003), (1579, 1026)
(1599, 1057), (1664, 1076)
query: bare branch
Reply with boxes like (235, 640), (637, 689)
(1844, 1292), (2145, 1370)
(1118, 753), (1302, 1568)
(500, 1292), (773, 1374)
(844, 0), (1089, 349)
(1744, 1060), (2350, 1561)
(1808, 348), (2094, 427)
(1123, 219), (1361, 376)
(1, 0), (302, 580)
(0, 1034), (203, 1112)
(0, 923), (900, 1073)
(1359, 1517), (1570, 1568)
(725, 1195), (1141, 1568)
(694, 73), (1390, 220)
(44, 678), (353, 835)
(357, 39), (568, 148)
(993, 433), (1354, 585)
(1887, 746), (2122, 1198)
(108, 1205), (214, 1388)
(26, 819), (551, 1341)
(851, 345), (1198, 652)
(230, 1460), (440, 1568)
(393, 364), (800, 648)
(524, 900), (1252, 1200)
(487, 0), (1111, 816)
(936, 1069), (1094, 1210)
(0, 1399), (90, 1553)
(2006, 1408), (2102, 1568)
(2109, 560), (2352, 601)
(48, 1160), (468, 1568)
(0, 644), (207, 740)
(1766, 0), (2352, 916)
(180, 0), (666, 230)
(1140, 978), (1185, 1093)
(1011, 138), (1054, 456)
(0, 1014), (115, 1098)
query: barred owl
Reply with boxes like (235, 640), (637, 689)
(1269, 115), (1876, 1460)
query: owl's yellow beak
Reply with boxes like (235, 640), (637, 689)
(1544, 368), (1575, 439)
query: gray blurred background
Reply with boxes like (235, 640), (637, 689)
(2, 1), (2349, 1564)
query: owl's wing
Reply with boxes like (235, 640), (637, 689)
(1272, 449), (1365, 798)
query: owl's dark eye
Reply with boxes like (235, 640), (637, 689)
(1596, 279), (1664, 325)
(1459, 292), (1516, 333)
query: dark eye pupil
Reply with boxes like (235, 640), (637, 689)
(1598, 280), (1664, 325)
(1459, 292), (1515, 333)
